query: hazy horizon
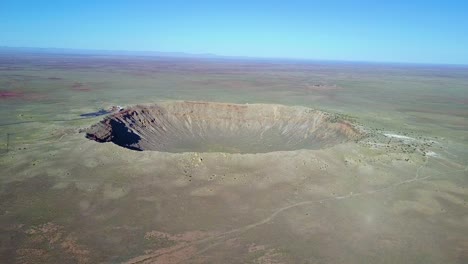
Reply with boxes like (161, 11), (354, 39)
(2, 45), (468, 67)
(1, 1), (467, 65)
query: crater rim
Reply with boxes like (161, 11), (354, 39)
(85, 101), (365, 154)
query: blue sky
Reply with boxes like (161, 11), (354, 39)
(1, 0), (467, 64)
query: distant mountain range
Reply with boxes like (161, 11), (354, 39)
(0, 46), (237, 59)
(1, 46), (465, 67)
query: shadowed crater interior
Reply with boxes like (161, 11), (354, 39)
(85, 101), (364, 153)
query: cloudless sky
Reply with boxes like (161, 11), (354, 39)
(1, 0), (467, 64)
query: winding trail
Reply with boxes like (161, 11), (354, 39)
(125, 155), (468, 264)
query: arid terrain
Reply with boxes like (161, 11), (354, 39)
(1, 52), (467, 263)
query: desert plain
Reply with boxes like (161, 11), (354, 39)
(0, 52), (467, 263)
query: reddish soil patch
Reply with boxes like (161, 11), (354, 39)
(71, 82), (93, 92)
(420, 94), (468, 106)
(457, 98), (468, 105)
(126, 230), (216, 264)
(16, 223), (91, 264)
(0, 90), (24, 99)
(305, 83), (339, 91)
(0, 90), (44, 101)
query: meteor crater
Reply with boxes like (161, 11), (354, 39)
(85, 101), (364, 153)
